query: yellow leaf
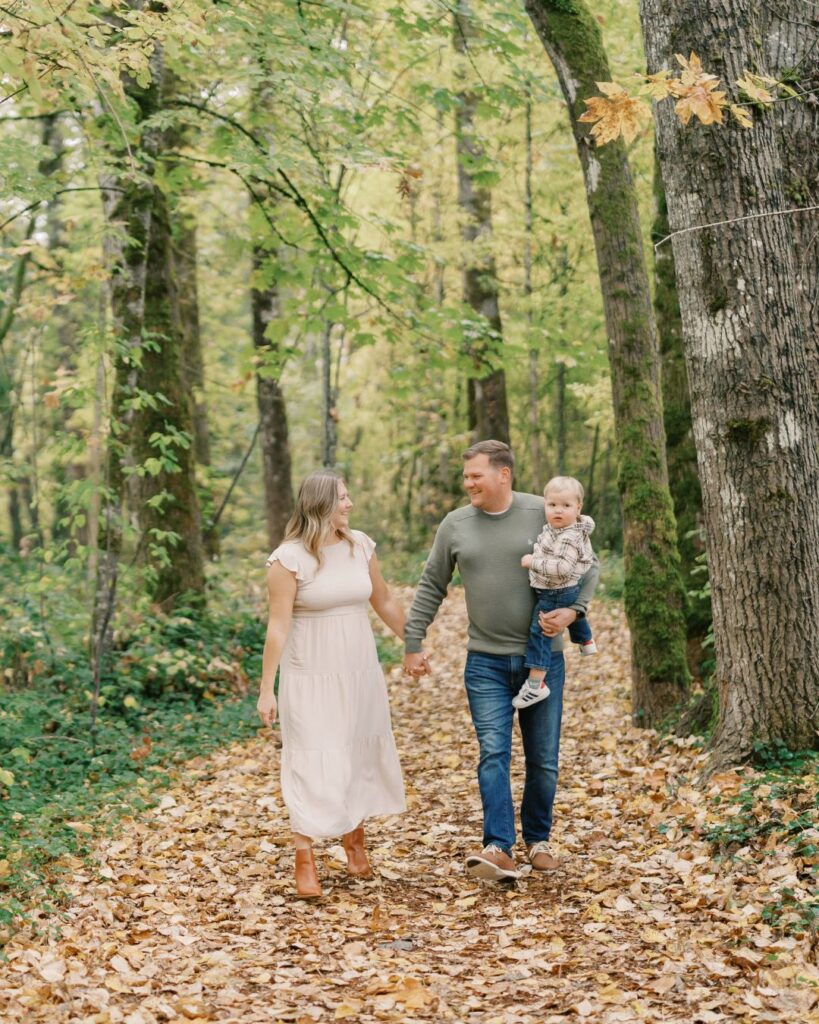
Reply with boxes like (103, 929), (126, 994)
(123, 695), (139, 709)
(639, 69), (674, 100)
(669, 51), (727, 126)
(674, 85), (727, 126)
(0, 769), (14, 787)
(335, 1000), (362, 1019)
(730, 105), (754, 128)
(579, 87), (650, 145)
(0, 859), (11, 879)
(65, 821), (94, 834)
(736, 73), (775, 106)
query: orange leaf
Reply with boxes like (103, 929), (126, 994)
(578, 84), (650, 145)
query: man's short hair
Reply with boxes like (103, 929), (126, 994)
(462, 439), (515, 475)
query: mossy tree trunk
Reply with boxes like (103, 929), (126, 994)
(136, 170), (206, 608)
(453, 0), (510, 444)
(99, 41), (205, 615)
(652, 155), (711, 664)
(252, 247), (295, 549)
(641, 0), (819, 764)
(175, 214), (219, 561)
(525, 0), (689, 725)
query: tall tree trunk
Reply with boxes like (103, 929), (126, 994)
(453, 0), (510, 444)
(763, 3), (819, 413)
(641, 0), (819, 763)
(524, 90), (542, 491)
(0, 227), (33, 550)
(554, 360), (566, 475)
(321, 318), (338, 467)
(98, 42), (205, 617)
(135, 173), (205, 608)
(175, 214), (219, 560)
(525, 0), (690, 724)
(652, 154), (711, 659)
(252, 247), (294, 549)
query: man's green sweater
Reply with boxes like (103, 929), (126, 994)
(405, 492), (599, 655)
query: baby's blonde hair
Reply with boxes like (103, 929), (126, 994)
(544, 475), (584, 502)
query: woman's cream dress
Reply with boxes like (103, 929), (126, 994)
(266, 530), (406, 838)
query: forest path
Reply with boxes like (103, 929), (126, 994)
(1, 592), (817, 1024)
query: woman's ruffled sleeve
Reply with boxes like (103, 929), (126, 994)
(265, 542), (306, 580)
(354, 530), (377, 562)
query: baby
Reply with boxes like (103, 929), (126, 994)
(514, 475), (597, 710)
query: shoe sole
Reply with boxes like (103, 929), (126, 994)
(465, 856), (521, 881)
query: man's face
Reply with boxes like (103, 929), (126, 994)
(462, 454), (510, 511)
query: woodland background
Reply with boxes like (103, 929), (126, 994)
(0, 0), (817, 962)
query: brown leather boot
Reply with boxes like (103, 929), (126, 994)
(342, 827), (374, 879)
(294, 847), (322, 898)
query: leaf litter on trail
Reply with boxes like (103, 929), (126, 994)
(1, 590), (817, 1023)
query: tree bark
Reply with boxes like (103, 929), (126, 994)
(525, 0), (690, 725)
(641, 0), (819, 762)
(652, 154), (711, 659)
(763, 2), (819, 414)
(453, 0), (510, 444)
(554, 360), (566, 475)
(252, 247), (295, 549)
(524, 91), (542, 491)
(175, 213), (219, 560)
(135, 172), (206, 607)
(98, 41), (205, 617)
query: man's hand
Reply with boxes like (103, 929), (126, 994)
(403, 651), (431, 678)
(539, 607), (578, 637)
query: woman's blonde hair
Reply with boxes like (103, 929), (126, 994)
(284, 470), (354, 563)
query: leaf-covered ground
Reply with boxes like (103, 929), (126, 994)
(1, 593), (817, 1023)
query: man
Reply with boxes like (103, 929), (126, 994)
(403, 440), (598, 880)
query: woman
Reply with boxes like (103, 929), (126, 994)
(257, 470), (406, 897)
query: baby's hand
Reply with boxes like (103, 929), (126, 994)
(520, 554), (533, 568)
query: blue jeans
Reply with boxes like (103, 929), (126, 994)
(463, 649), (565, 855)
(524, 585), (593, 671)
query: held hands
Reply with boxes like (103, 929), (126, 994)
(539, 607), (578, 637)
(257, 691), (278, 728)
(403, 651), (431, 678)
(520, 554), (533, 569)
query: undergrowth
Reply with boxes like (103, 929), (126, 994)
(702, 746), (819, 939)
(0, 571), (400, 940)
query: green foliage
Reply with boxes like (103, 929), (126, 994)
(0, 573), (399, 926)
(702, 751), (819, 937)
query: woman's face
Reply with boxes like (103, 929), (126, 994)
(331, 479), (353, 532)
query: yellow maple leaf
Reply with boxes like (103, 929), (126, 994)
(735, 74), (775, 106)
(675, 85), (727, 126)
(638, 69), (674, 100)
(674, 51), (717, 89)
(730, 104), (754, 129)
(578, 83), (650, 145)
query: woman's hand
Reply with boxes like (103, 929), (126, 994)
(257, 690), (278, 728)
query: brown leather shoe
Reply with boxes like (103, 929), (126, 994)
(526, 841), (559, 871)
(465, 844), (520, 880)
(342, 827), (374, 879)
(294, 847), (322, 897)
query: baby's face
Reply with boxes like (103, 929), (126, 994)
(544, 489), (582, 529)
